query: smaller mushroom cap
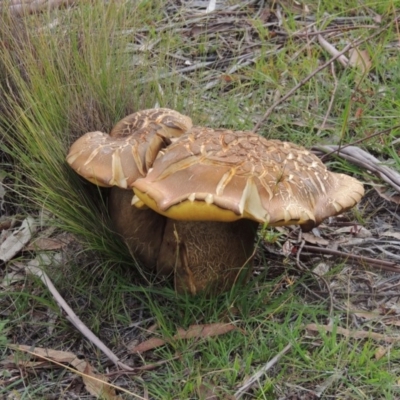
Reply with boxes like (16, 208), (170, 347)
(110, 108), (193, 139)
(66, 108), (192, 189)
(132, 127), (364, 230)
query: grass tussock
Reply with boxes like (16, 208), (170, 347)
(0, 2), (182, 268)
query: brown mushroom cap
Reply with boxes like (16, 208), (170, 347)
(109, 108), (193, 139)
(132, 127), (364, 230)
(66, 108), (192, 188)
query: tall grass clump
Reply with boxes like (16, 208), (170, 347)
(0, 2), (183, 272)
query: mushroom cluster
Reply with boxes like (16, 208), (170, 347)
(67, 108), (364, 295)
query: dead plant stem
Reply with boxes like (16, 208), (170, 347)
(253, 18), (399, 132)
(26, 264), (134, 371)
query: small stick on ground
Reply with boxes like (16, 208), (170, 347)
(317, 34), (349, 67)
(316, 62), (338, 137)
(302, 245), (400, 273)
(252, 38), (356, 132)
(234, 343), (292, 399)
(295, 239), (335, 317)
(253, 17), (399, 133)
(315, 145), (400, 193)
(26, 263), (134, 371)
(315, 124), (400, 161)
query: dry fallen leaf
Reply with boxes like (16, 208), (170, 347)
(383, 318), (400, 327)
(334, 226), (372, 238)
(1, 271), (26, 287)
(175, 323), (237, 340)
(197, 382), (236, 400)
(198, 383), (220, 400)
(352, 311), (381, 321)
(314, 370), (344, 397)
(0, 217), (14, 232)
(306, 323), (400, 343)
(82, 362), (121, 399)
(0, 0), (75, 16)
(129, 323), (238, 354)
(0, 217), (36, 262)
(10, 345), (123, 399)
(349, 48), (372, 75)
(354, 107), (364, 119)
(129, 337), (167, 354)
(0, 353), (52, 370)
(25, 237), (65, 251)
(373, 184), (400, 205)
(302, 232), (329, 246)
(380, 231), (400, 240)
(15, 345), (82, 365)
(205, 0), (216, 13)
(282, 240), (294, 256)
(312, 262), (330, 277)
(375, 346), (389, 360)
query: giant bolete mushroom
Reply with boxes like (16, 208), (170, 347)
(67, 109), (364, 295)
(132, 126), (364, 294)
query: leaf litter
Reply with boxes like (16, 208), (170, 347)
(128, 323), (239, 354)
(4, 345), (124, 400)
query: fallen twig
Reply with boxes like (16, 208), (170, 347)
(314, 124), (400, 160)
(253, 39), (356, 132)
(315, 145), (400, 193)
(253, 17), (399, 132)
(137, 61), (215, 84)
(312, 290), (400, 298)
(317, 34), (349, 67)
(25, 263), (134, 371)
(316, 63), (338, 136)
(234, 343), (292, 399)
(296, 238), (335, 317)
(301, 245), (400, 273)
(286, 25), (380, 38)
(306, 323), (400, 343)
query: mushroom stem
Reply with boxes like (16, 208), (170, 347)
(109, 188), (259, 294)
(109, 187), (166, 270)
(157, 219), (259, 295)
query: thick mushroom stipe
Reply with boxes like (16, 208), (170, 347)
(109, 187), (166, 268)
(158, 219), (259, 295)
(109, 185), (258, 295)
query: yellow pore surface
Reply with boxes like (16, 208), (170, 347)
(132, 188), (245, 222)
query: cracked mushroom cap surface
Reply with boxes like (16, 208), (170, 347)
(66, 108), (192, 188)
(132, 127), (364, 230)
